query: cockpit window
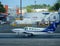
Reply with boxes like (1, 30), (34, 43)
(42, 13), (50, 15)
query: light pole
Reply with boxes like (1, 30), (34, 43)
(34, 0), (36, 9)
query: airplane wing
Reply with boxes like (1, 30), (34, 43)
(12, 28), (25, 33)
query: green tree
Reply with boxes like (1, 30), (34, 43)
(49, 0), (60, 11)
(57, 0), (60, 3)
(49, 6), (55, 11)
(42, 4), (47, 8)
(47, 5), (50, 8)
(26, 6), (33, 12)
(53, 3), (60, 11)
(0, 2), (6, 13)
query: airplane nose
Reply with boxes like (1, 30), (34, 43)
(12, 29), (18, 32)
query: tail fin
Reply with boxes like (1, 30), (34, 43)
(47, 22), (59, 32)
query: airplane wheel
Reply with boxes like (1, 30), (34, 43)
(24, 34), (29, 37)
(48, 31), (53, 33)
(24, 33), (33, 37)
(30, 33), (33, 36)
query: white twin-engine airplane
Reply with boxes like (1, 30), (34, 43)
(12, 22), (60, 37)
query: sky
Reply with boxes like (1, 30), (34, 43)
(0, 0), (57, 7)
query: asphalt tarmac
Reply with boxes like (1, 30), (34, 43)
(0, 33), (59, 46)
(0, 33), (60, 38)
(0, 38), (60, 46)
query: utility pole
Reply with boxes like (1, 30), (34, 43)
(20, 0), (23, 20)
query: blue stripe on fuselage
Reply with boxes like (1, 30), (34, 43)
(25, 22), (60, 33)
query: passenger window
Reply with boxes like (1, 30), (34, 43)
(25, 28), (27, 30)
(54, 16), (56, 19)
